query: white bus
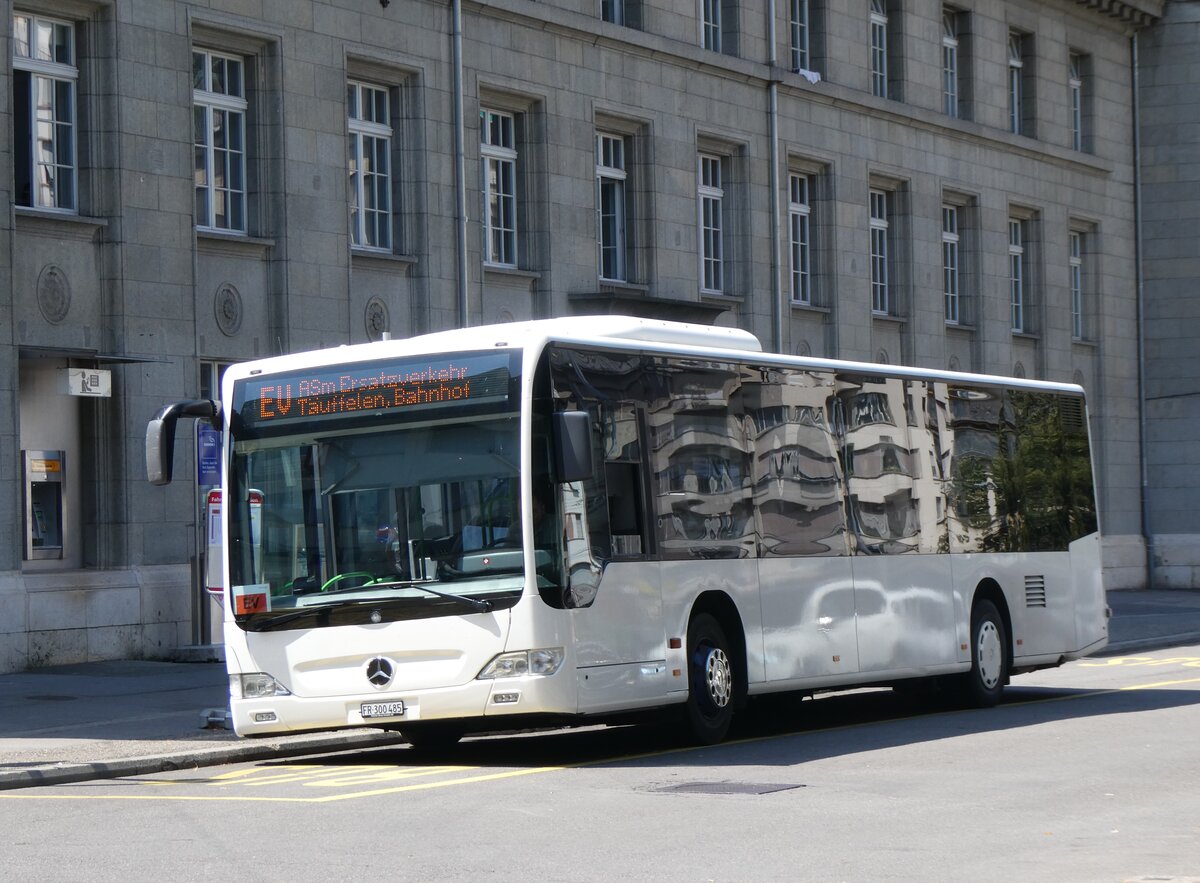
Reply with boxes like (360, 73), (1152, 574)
(147, 316), (1107, 746)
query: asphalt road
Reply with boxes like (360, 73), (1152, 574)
(4, 645), (1200, 882)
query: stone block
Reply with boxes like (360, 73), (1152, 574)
(87, 625), (142, 661)
(27, 590), (88, 632)
(87, 586), (141, 628)
(28, 628), (88, 669)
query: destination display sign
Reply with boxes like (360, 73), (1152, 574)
(233, 351), (515, 434)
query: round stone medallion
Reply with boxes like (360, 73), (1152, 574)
(365, 297), (389, 341)
(37, 265), (71, 324)
(214, 283), (243, 336)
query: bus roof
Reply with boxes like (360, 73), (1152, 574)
(224, 316), (1085, 397)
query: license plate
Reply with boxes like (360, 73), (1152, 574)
(360, 700), (405, 719)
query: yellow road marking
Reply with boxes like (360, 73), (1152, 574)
(5, 667), (1198, 802)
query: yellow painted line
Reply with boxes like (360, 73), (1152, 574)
(5, 670), (1199, 802)
(0, 764), (567, 802)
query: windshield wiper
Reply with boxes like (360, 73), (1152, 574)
(244, 586), (492, 632)
(363, 579), (493, 613)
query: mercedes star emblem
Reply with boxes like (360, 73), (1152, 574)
(365, 656), (395, 689)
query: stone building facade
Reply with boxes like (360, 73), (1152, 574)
(1137, 0), (1200, 589)
(0, 0), (1171, 671)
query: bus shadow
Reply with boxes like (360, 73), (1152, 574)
(277, 682), (1200, 772)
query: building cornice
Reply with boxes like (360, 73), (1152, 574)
(1074, 0), (1164, 28)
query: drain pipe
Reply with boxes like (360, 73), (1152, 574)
(1132, 32), (1155, 589)
(452, 0), (469, 328)
(767, 0), (783, 352)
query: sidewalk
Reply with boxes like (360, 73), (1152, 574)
(2, 588), (1199, 791)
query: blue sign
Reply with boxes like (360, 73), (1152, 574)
(197, 423), (222, 486)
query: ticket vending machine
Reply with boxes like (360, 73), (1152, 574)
(24, 450), (64, 560)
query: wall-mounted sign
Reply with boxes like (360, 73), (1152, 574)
(59, 368), (112, 398)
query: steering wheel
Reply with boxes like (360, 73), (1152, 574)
(320, 571), (374, 592)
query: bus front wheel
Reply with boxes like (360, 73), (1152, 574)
(960, 599), (1008, 707)
(683, 613), (737, 744)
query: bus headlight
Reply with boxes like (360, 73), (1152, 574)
(237, 673), (292, 698)
(477, 648), (564, 679)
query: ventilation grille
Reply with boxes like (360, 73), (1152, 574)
(1025, 575), (1047, 608)
(1059, 396), (1087, 433)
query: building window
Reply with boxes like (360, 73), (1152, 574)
(602, 0), (624, 24)
(13, 13), (77, 211)
(942, 8), (959, 118)
(1009, 219), (1026, 332)
(788, 174), (812, 305)
(1069, 52), (1084, 151)
(698, 153), (725, 294)
(193, 48), (247, 232)
(943, 205), (960, 324)
(481, 108), (517, 267)
(348, 81), (393, 251)
(1069, 230), (1084, 339)
(702, 0), (722, 51)
(870, 0), (888, 98)
(1007, 31), (1029, 136)
(790, 0), (810, 72)
(870, 189), (890, 314)
(596, 133), (628, 282)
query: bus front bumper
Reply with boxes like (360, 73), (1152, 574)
(229, 671), (574, 737)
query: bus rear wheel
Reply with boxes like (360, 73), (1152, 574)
(959, 599), (1008, 707)
(683, 613), (737, 744)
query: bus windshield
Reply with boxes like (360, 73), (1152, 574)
(225, 351), (530, 630)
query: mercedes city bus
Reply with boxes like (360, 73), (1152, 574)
(146, 316), (1107, 746)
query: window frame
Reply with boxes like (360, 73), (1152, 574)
(596, 132), (629, 283)
(1069, 230), (1085, 340)
(481, 108), (519, 268)
(942, 205), (960, 325)
(870, 188), (890, 315)
(698, 152), (725, 295)
(1069, 52), (1084, 152)
(193, 46), (249, 233)
(788, 173), (813, 305)
(870, 0), (888, 99)
(13, 12), (79, 212)
(942, 8), (959, 118)
(790, 0), (810, 73)
(702, 0), (722, 51)
(347, 80), (394, 252)
(1009, 218), (1026, 333)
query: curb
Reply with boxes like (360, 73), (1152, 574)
(1097, 632), (1200, 657)
(0, 730), (410, 792)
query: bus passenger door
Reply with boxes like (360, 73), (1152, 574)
(845, 378), (957, 673)
(568, 402), (667, 713)
(747, 367), (859, 682)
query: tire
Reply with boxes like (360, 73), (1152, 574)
(400, 722), (465, 751)
(959, 599), (1008, 707)
(683, 613), (737, 745)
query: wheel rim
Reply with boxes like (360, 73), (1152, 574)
(704, 647), (732, 710)
(976, 620), (1003, 690)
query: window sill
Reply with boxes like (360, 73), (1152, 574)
(701, 290), (744, 303)
(790, 301), (830, 315)
(197, 229), (275, 257)
(1071, 336), (1099, 349)
(1012, 330), (1040, 341)
(871, 312), (906, 326)
(597, 279), (649, 294)
(945, 321), (976, 333)
(352, 248), (417, 269)
(15, 207), (107, 240)
(484, 264), (541, 282)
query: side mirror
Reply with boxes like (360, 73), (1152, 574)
(553, 410), (593, 483)
(146, 400), (221, 486)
